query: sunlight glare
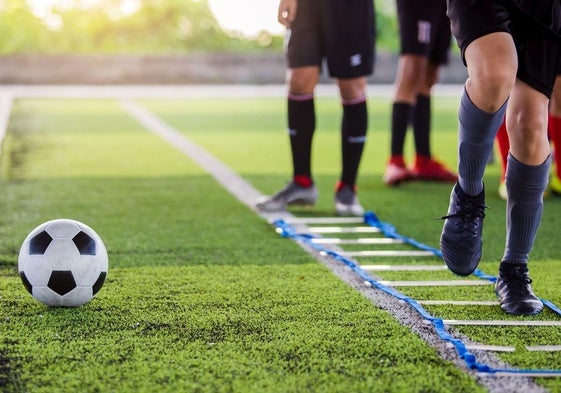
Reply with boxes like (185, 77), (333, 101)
(207, 0), (283, 36)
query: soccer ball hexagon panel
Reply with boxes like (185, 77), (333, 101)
(18, 219), (108, 307)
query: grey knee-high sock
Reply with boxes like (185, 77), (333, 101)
(502, 154), (551, 265)
(458, 90), (508, 195)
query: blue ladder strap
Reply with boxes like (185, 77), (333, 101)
(272, 217), (561, 375)
(363, 211), (443, 257)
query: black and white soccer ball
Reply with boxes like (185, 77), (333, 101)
(18, 219), (108, 307)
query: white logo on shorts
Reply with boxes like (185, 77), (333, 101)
(417, 21), (431, 44)
(350, 54), (362, 67)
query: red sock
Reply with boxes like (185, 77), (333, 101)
(335, 180), (356, 192)
(388, 155), (406, 167)
(548, 115), (561, 178)
(293, 175), (313, 187)
(495, 118), (509, 181)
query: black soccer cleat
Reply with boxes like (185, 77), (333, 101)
(495, 265), (543, 316)
(440, 183), (487, 276)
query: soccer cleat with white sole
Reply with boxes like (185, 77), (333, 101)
(256, 181), (318, 212)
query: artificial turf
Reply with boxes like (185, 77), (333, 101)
(0, 95), (560, 392)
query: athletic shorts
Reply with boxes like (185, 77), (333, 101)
(396, 0), (451, 65)
(447, 0), (561, 97)
(285, 0), (376, 79)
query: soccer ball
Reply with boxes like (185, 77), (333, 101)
(18, 219), (108, 307)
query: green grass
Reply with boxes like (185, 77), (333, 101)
(0, 94), (560, 392)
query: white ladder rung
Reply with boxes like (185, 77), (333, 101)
(526, 345), (561, 352)
(362, 264), (448, 271)
(344, 250), (435, 257)
(443, 320), (561, 326)
(478, 371), (561, 377)
(378, 280), (492, 287)
(308, 226), (380, 234)
(460, 344), (516, 352)
(417, 300), (499, 306)
(311, 237), (402, 245)
(282, 217), (364, 224)
(463, 344), (561, 352)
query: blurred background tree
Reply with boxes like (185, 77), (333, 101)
(0, 0), (397, 54)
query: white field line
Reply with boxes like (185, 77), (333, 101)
(120, 99), (290, 222)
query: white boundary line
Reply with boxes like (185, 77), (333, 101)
(119, 99), (291, 222)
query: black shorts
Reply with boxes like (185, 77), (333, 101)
(447, 0), (561, 97)
(285, 0), (376, 79)
(396, 0), (451, 65)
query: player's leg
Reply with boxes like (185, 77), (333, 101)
(411, 60), (457, 182)
(441, 31), (515, 276)
(286, 66), (319, 188)
(384, 53), (425, 185)
(256, 0), (322, 212)
(410, 1), (457, 183)
(494, 18), (561, 315)
(384, 0), (429, 186)
(255, 65), (321, 212)
(324, 0), (375, 216)
(496, 80), (550, 315)
(334, 77), (368, 216)
(440, 0), (516, 275)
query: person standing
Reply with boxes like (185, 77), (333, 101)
(383, 0), (457, 186)
(255, 0), (375, 216)
(440, 0), (561, 315)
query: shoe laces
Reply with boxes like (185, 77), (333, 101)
(500, 267), (534, 295)
(441, 198), (487, 235)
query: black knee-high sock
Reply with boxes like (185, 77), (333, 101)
(341, 98), (368, 187)
(413, 95), (431, 157)
(502, 154), (551, 265)
(458, 89), (507, 195)
(390, 102), (413, 156)
(288, 93), (315, 180)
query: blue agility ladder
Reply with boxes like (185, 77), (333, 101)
(272, 211), (561, 377)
